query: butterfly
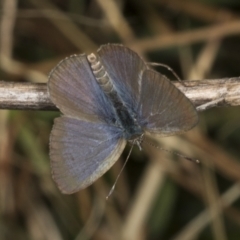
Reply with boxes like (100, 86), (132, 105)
(48, 44), (198, 194)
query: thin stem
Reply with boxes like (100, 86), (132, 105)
(0, 77), (240, 110)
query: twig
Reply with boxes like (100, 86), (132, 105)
(175, 77), (240, 109)
(29, 0), (96, 52)
(121, 157), (165, 240)
(0, 78), (240, 110)
(187, 39), (221, 80)
(155, 0), (236, 23)
(96, 0), (135, 42)
(0, 0), (17, 58)
(129, 19), (240, 52)
(0, 82), (54, 110)
(172, 183), (240, 240)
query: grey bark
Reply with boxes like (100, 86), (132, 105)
(0, 78), (239, 111)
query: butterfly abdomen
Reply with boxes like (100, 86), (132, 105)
(87, 53), (113, 93)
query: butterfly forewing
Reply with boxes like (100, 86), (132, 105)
(48, 54), (116, 123)
(97, 44), (147, 114)
(138, 69), (198, 136)
(50, 116), (126, 194)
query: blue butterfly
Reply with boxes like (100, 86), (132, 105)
(48, 44), (198, 194)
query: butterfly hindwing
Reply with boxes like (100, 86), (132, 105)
(50, 116), (126, 194)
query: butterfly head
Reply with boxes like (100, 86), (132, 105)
(128, 133), (144, 151)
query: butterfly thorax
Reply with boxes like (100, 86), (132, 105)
(87, 53), (143, 140)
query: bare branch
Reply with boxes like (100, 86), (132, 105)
(0, 82), (55, 110)
(129, 20), (240, 52)
(175, 77), (240, 109)
(0, 78), (240, 111)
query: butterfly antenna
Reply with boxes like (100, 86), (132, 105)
(106, 141), (135, 200)
(144, 140), (199, 164)
(148, 62), (187, 87)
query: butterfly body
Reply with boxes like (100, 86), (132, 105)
(48, 44), (198, 194)
(87, 52), (143, 141)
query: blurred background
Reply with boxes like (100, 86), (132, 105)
(1, 0), (240, 239)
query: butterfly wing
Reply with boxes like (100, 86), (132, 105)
(97, 44), (147, 114)
(50, 116), (126, 194)
(48, 54), (116, 123)
(138, 69), (198, 136)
